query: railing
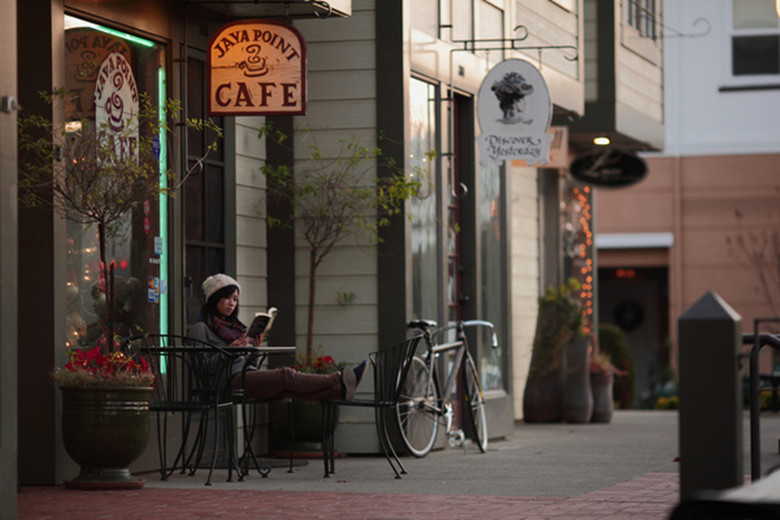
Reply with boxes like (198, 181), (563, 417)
(742, 318), (780, 481)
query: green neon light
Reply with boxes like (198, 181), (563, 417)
(158, 67), (169, 336)
(93, 23), (155, 48)
(65, 16), (154, 48)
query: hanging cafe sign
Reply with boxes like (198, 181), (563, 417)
(208, 19), (307, 116)
(476, 59), (552, 166)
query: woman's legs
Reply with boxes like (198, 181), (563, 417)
(232, 367), (343, 401)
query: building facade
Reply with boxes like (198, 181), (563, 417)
(1, 1), (666, 503)
(596, 0), (780, 405)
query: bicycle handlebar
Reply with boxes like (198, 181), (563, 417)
(408, 319), (500, 348)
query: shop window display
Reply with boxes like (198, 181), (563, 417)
(63, 16), (166, 348)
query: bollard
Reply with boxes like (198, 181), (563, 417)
(678, 291), (742, 501)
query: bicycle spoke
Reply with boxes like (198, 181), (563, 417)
(394, 356), (439, 457)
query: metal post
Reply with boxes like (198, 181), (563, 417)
(678, 292), (742, 501)
(750, 325), (761, 482)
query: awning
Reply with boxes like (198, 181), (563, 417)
(595, 232), (674, 249)
(185, 0), (351, 19)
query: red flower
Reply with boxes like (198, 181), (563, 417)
(57, 345), (153, 387)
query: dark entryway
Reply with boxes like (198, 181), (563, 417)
(598, 267), (670, 408)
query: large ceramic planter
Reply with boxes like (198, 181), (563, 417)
(590, 371), (614, 423)
(523, 371), (563, 423)
(562, 337), (593, 423)
(523, 284), (584, 423)
(61, 386), (152, 489)
(271, 400), (337, 453)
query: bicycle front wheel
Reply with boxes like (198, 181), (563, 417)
(463, 354), (487, 453)
(395, 356), (439, 457)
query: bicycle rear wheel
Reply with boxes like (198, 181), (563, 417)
(463, 354), (487, 452)
(395, 356), (439, 457)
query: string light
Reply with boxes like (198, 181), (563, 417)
(565, 182), (594, 333)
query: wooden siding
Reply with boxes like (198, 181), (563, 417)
(583, 0), (598, 102)
(616, 46), (664, 122)
(513, 0), (580, 79)
(293, 0), (380, 367)
(508, 164), (541, 419)
(234, 115), (270, 320)
(616, 0), (663, 123)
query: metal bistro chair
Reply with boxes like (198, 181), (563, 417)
(124, 334), (236, 486)
(322, 334), (424, 479)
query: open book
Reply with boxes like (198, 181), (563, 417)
(246, 307), (278, 338)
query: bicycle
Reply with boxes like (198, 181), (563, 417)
(395, 319), (499, 457)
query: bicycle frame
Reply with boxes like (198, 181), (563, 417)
(396, 318), (497, 456)
(420, 320), (497, 444)
(423, 338), (466, 441)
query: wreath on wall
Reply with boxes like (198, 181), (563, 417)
(613, 299), (645, 332)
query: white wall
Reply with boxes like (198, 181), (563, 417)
(664, 0), (780, 155)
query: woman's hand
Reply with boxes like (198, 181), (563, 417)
(229, 336), (252, 347)
(229, 332), (263, 347)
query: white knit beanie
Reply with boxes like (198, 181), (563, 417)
(202, 273), (241, 302)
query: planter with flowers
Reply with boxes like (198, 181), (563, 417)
(55, 346), (154, 488)
(589, 352), (615, 423)
(19, 77), (220, 487)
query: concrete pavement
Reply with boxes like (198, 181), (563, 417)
(17, 411), (780, 519)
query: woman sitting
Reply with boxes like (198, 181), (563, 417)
(189, 273), (365, 401)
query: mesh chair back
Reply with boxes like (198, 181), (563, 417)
(124, 334), (233, 412)
(372, 334), (424, 407)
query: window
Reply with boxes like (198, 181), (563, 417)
(478, 161), (505, 391)
(409, 78), (440, 322)
(732, 0), (780, 76)
(63, 15), (167, 345)
(184, 53), (226, 326)
(627, 0), (657, 40)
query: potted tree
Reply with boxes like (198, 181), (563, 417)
(19, 72), (220, 487)
(523, 278), (588, 423)
(260, 123), (422, 447)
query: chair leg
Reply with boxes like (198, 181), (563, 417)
(321, 402), (332, 478)
(225, 408), (238, 483)
(377, 407), (405, 478)
(205, 406), (219, 486)
(155, 413), (168, 481)
(239, 402), (271, 478)
(185, 411), (210, 477)
(288, 400), (295, 473)
(328, 404), (337, 476)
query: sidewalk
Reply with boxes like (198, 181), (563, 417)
(17, 411), (780, 519)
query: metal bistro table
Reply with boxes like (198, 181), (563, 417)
(228, 345), (297, 478)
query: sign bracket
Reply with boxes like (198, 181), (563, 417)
(441, 25), (575, 195)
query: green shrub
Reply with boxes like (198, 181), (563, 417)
(598, 323), (636, 408)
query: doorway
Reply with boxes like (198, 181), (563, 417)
(598, 267), (670, 407)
